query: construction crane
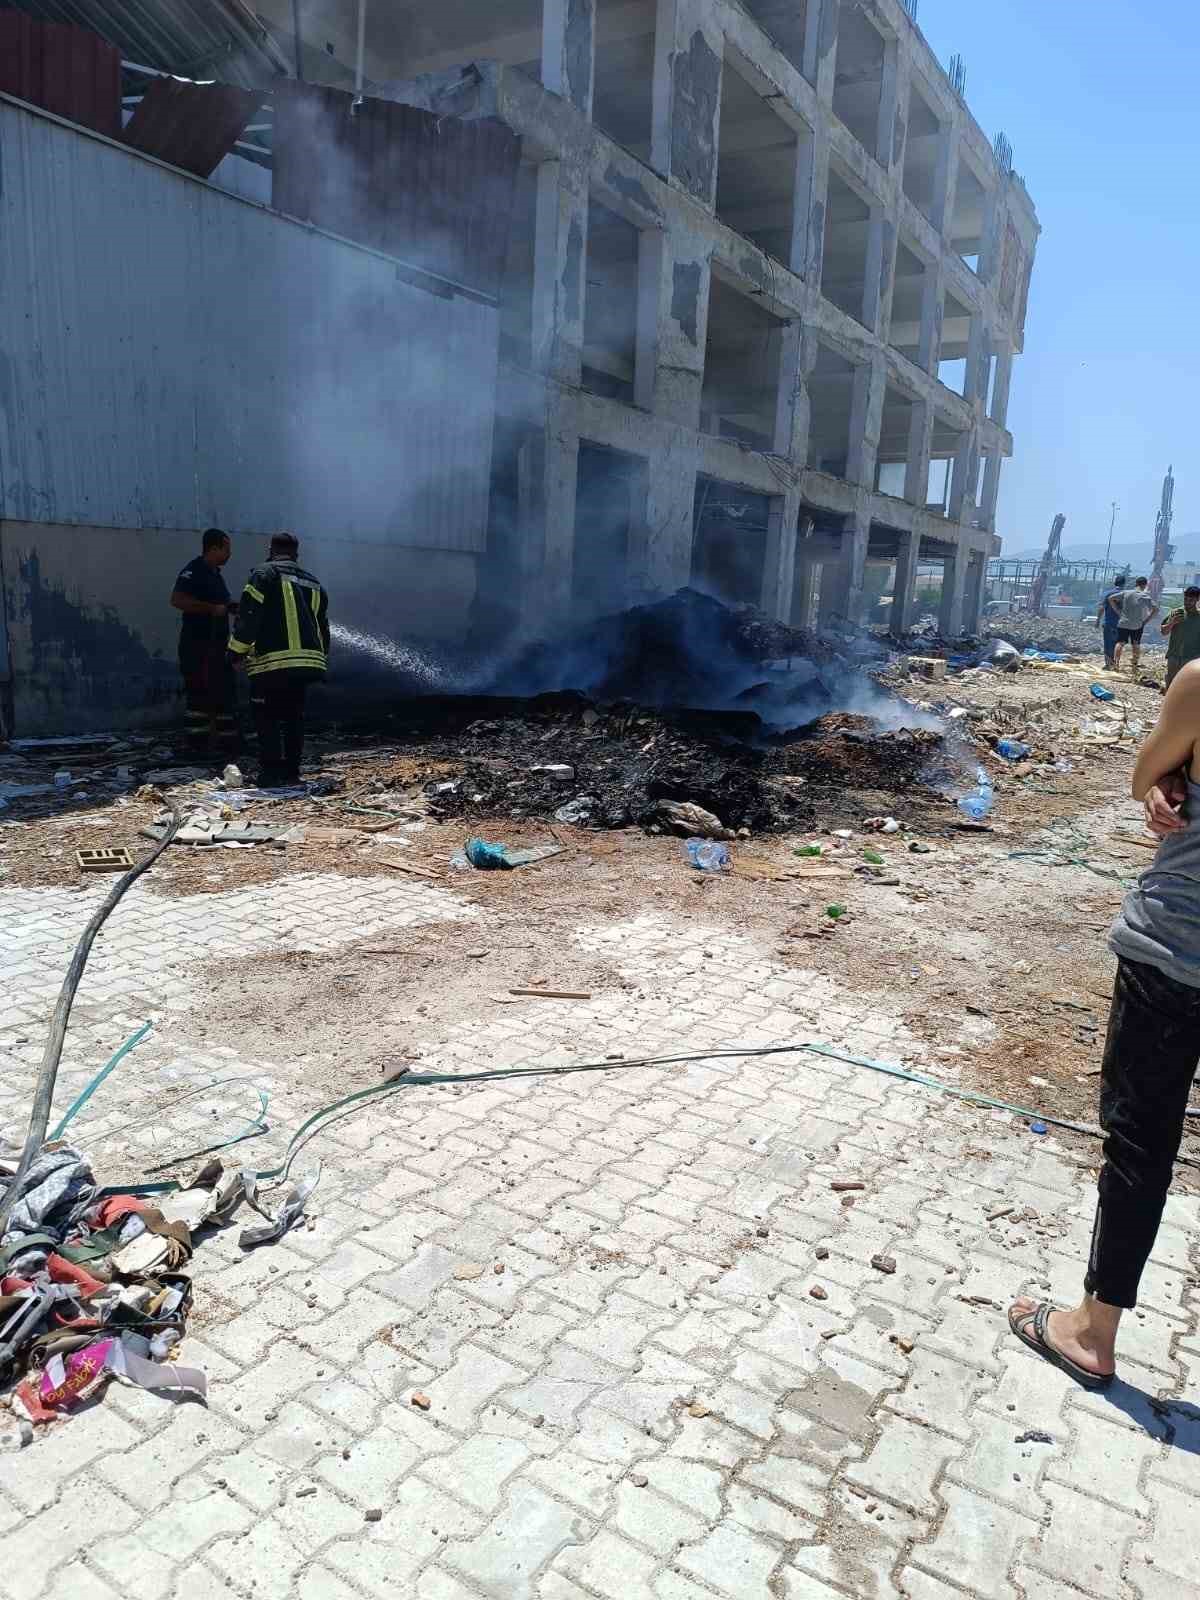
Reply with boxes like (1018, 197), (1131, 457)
(1028, 512), (1067, 616)
(1148, 465), (1175, 604)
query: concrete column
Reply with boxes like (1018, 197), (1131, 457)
(793, 124), (832, 285)
(653, 237), (708, 427)
(542, 0), (595, 115)
(981, 450), (1003, 531)
(844, 500), (871, 622)
(917, 259), (943, 375)
(904, 398), (932, 507)
(531, 161), (588, 385)
(635, 229), (664, 413)
(963, 313), (988, 407)
(881, 36), (910, 175)
(978, 181), (1005, 285)
(818, 553), (850, 622)
(964, 549), (987, 633)
(862, 207), (892, 337)
(773, 321), (806, 460)
(651, 0), (724, 207)
(931, 120), (959, 236)
(948, 429), (977, 523)
(807, 0), (841, 103)
(517, 411), (581, 631)
(939, 545), (967, 635)
(989, 342), (1015, 428)
(760, 491), (800, 621)
(847, 355), (885, 490)
(890, 527), (919, 634)
(642, 440), (699, 596)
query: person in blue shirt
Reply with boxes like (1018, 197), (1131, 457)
(1098, 573), (1126, 670)
(170, 528), (239, 756)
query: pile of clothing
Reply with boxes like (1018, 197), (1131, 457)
(0, 1145), (313, 1429)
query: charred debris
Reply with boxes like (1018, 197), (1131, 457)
(363, 590), (959, 837)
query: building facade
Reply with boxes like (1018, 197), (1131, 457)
(364, 0), (1039, 637)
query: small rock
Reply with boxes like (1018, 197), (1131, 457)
(756, 1226), (769, 1239)
(830, 1180), (865, 1193)
(870, 1254), (897, 1276)
(630, 1473), (649, 1488)
(809, 1285), (828, 1301)
(453, 1263), (485, 1281)
(365, 1509), (383, 1523)
(411, 1393), (432, 1411)
(890, 1334), (915, 1355)
(814, 1245), (830, 1261)
(659, 1266), (668, 1275)
(533, 1415), (545, 1428)
(342, 1448), (351, 1460)
(1015, 1429), (1055, 1445)
(493, 1263), (506, 1275)
(687, 1402), (711, 1419)
(294, 1485), (317, 1498)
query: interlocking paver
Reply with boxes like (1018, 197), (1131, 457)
(3, 868), (1198, 1600)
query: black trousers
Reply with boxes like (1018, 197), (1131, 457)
(1086, 957), (1200, 1307)
(179, 639), (237, 753)
(250, 672), (310, 782)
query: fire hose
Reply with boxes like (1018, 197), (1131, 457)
(0, 804), (183, 1238)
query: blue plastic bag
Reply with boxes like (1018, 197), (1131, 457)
(1090, 684), (1116, 702)
(465, 838), (513, 870)
(995, 738), (1030, 760)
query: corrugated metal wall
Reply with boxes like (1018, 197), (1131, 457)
(0, 7), (119, 135)
(0, 93), (499, 553)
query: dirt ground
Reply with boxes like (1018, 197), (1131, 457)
(4, 645), (1197, 1190)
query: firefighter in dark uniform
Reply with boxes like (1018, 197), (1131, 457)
(227, 532), (330, 787)
(170, 527), (239, 756)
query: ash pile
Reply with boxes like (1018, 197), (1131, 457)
(390, 590), (954, 836)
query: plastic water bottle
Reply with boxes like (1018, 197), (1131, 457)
(957, 767), (993, 821)
(995, 738), (1030, 761)
(685, 838), (731, 871)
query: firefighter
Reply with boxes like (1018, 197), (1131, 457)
(170, 527), (239, 757)
(227, 532), (330, 787)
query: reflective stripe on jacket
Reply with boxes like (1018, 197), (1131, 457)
(229, 559), (330, 678)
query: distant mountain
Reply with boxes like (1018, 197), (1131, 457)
(1002, 537), (1200, 565)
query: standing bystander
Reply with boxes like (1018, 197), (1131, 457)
(1008, 660), (1200, 1385)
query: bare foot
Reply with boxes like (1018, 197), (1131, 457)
(1009, 1296), (1116, 1378)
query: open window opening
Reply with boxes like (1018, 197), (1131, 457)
(821, 169), (871, 325)
(832, 3), (885, 158)
(573, 443), (645, 619)
(592, 0), (656, 160)
(499, 161), (538, 367)
(806, 343), (855, 479)
(950, 157), (986, 273)
(887, 240), (927, 365)
(740, 0), (810, 77)
(701, 274), (785, 451)
(937, 287), (972, 396)
(875, 385), (915, 499)
(691, 477), (770, 606)
(926, 416), (964, 517)
(582, 197), (640, 404)
(715, 54), (798, 265)
(985, 349), (1000, 419)
(390, 0), (544, 82)
(902, 81), (941, 225)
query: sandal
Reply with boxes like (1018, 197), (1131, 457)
(1007, 1301), (1115, 1391)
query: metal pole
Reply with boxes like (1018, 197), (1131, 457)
(1103, 500), (1118, 574)
(290, 0), (304, 80)
(353, 0), (367, 108)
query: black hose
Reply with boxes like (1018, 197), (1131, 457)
(0, 803), (183, 1235)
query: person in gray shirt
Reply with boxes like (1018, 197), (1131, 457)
(1111, 576), (1159, 673)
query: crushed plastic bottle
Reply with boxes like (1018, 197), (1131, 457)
(685, 838), (731, 872)
(957, 767), (994, 821)
(53, 770), (72, 789)
(995, 739), (1030, 761)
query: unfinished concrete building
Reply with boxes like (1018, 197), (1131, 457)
(331, 0), (1040, 637)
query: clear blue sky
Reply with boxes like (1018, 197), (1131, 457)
(918, 0), (1200, 558)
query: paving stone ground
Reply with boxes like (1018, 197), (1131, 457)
(1, 867), (1197, 1600)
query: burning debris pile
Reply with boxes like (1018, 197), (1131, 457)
(382, 591), (958, 836)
